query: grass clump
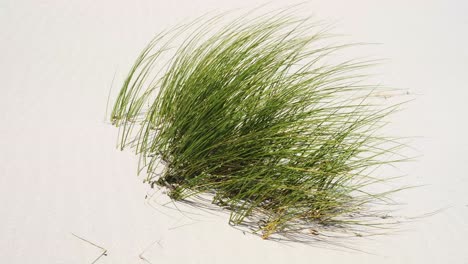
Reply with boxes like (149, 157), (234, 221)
(109, 9), (406, 240)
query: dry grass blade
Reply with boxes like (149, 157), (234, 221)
(71, 233), (108, 263)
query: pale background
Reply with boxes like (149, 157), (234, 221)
(1, 0), (468, 263)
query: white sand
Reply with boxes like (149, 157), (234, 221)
(1, 1), (467, 263)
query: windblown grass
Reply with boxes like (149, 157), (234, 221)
(110, 9), (407, 240)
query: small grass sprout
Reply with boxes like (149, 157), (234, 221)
(110, 9), (407, 241)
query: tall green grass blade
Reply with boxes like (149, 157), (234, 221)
(109, 9), (408, 240)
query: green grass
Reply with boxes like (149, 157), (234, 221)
(109, 9), (407, 240)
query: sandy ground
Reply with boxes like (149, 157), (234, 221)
(1, 1), (468, 263)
